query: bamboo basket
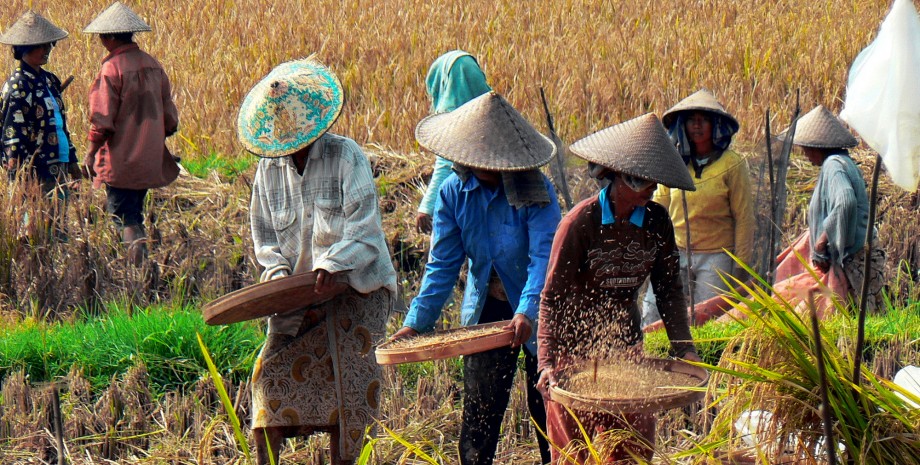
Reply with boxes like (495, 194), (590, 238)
(202, 271), (349, 325)
(375, 321), (515, 365)
(550, 357), (708, 414)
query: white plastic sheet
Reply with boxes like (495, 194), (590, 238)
(840, 0), (920, 192)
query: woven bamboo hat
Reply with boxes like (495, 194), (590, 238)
(415, 91), (555, 171)
(779, 105), (858, 149)
(84, 2), (152, 34)
(662, 89), (739, 135)
(237, 58), (344, 158)
(570, 113), (696, 191)
(0, 11), (68, 46)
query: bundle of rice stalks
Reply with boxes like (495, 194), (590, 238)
(679, 278), (920, 465)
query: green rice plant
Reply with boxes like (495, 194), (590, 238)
(196, 332), (251, 461)
(0, 303), (262, 392)
(673, 268), (920, 464)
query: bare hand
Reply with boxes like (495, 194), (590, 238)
(314, 268), (338, 294)
(67, 162), (83, 180)
(681, 351), (703, 363)
(812, 256), (831, 273)
(390, 326), (419, 341)
(815, 231), (830, 255)
(537, 367), (556, 397)
(416, 213), (433, 234)
(6, 157), (19, 172)
(82, 160), (96, 179)
(504, 314), (533, 348)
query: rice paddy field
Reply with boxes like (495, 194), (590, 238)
(2, 0), (920, 463)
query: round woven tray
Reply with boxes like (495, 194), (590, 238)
(202, 272), (349, 325)
(375, 321), (515, 365)
(550, 357), (708, 414)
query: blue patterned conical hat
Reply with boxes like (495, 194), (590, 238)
(237, 58), (344, 157)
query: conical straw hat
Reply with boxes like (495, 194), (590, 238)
(662, 89), (739, 135)
(84, 2), (152, 34)
(570, 113), (696, 191)
(0, 11), (68, 46)
(415, 91), (555, 172)
(779, 105), (858, 149)
(237, 58), (344, 158)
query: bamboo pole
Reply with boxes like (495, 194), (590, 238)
(853, 153), (882, 388)
(764, 109), (776, 281)
(770, 91), (801, 283)
(681, 191), (695, 325)
(808, 290), (838, 465)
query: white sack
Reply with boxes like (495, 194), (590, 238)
(840, 0), (920, 192)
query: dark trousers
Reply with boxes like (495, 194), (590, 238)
(459, 296), (551, 465)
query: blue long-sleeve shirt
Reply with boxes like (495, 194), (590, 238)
(404, 172), (561, 354)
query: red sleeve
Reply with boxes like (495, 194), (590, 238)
(87, 63), (121, 143)
(537, 201), (590, 372)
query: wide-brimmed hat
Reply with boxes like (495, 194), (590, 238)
(662, 89), (740, 136)
(237, 58), (344, 158)
(415, 91), (555, 172)
(779, 105), (858, 149)
(569, 113), (696, 191)
(84, 2), (152, 34)
(0, 11), (68, 46)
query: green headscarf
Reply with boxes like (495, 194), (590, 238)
(425, 50), (491, 113)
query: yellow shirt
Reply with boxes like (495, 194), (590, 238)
(652, 149), (755, 266)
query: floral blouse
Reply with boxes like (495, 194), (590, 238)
(0, 62), (75, 180)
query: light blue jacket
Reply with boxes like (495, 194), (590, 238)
(418, 51), (491, 215)
(808, 152), (871, 265)
(404, 172), (561, 354)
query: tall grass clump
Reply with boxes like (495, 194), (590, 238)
(679, 275), (920, 465)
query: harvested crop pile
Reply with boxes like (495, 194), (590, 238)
(561, 360), (699, 399)
(383, 325), (511, 350)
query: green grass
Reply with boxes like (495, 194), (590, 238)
(180, 150), (255, 180)
(644, 302), (920, 367)
(3, 299), (914, 398)
(0, 302), (262, 393)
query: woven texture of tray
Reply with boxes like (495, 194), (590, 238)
(375, 321), (514, 365)
(550, 357), (708, 414)
(203, 272), (349, 325)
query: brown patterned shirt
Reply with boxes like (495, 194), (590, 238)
(537, 194), (696, 372)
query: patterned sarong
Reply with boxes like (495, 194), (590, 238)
(251, 288), (390, 460)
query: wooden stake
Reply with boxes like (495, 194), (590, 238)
(854, 153), (883, 389)
(808, 290), (838, 465)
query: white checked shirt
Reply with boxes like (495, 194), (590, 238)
(250, 133), (397, 335)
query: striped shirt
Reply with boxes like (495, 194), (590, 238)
(250, 133), (397, 334)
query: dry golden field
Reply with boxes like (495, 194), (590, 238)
(0, 0), (900, 160)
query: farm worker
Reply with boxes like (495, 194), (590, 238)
(537, 114), (701, 463)
(238, 58), (397, 465)
(416, 50), (491, 234)
(391, 91), (560, 465)
(0, 11), (80, 194)
(772, 106), (886, 314)
(642, 89), (755, 327)
(82, 2), (180, 267)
